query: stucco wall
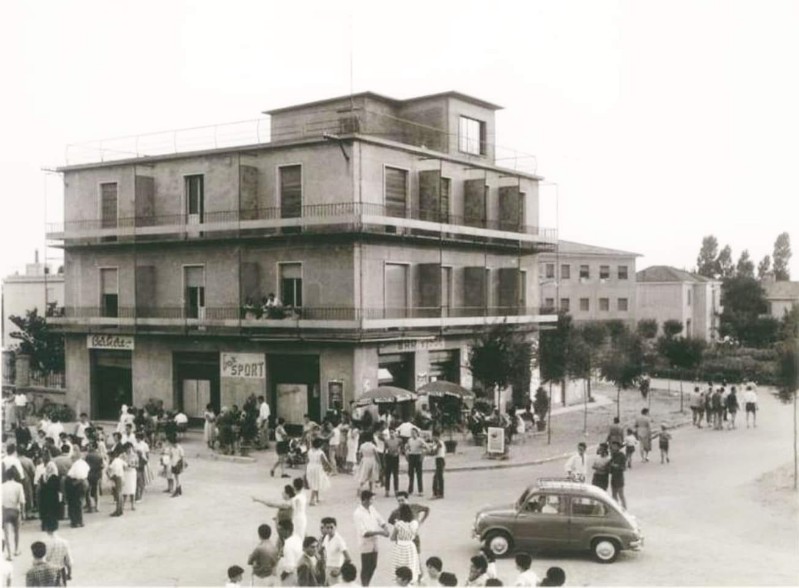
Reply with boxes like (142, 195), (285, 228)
(2, 277), (64, 348)
(64, 335), (91, 414)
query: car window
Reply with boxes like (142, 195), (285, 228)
(524, 493), (565, 515)
(571, 496), (607, 517)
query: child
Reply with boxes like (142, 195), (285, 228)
(658, 424), (672, 464)
(225, 565), (244, 587)
(624, 428), (638, 469)
(395, 566), (413, 587)
(345, 427), (359, 475)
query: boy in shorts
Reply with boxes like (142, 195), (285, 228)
(657, 424), (671, 464)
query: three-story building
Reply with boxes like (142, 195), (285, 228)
(47, 91), (556, 422)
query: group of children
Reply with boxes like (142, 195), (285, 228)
(690, 381), (759, 431)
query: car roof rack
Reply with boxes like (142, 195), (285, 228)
(535, 477), (587, 491)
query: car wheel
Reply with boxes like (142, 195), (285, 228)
(592, 537), (620, 563)
(485, 531), (513, 557)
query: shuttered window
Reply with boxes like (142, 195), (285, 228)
(100, 268), (118, 318)
(440, 177), (451, 223)
(280, 263), (303, 307)
(280, 165), (302, 219)
(100, 183), (118, 228)
(185, 266), (205, 319)
(185, 175), (204, 217)
(385, 167), (408, 218)
(385, 263), (409, 317)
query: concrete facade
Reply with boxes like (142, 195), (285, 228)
(48, 91), (556, 422)
(539, 240), (639, 326)
(762, 279), (799, 319)
(2, 260), (64, 348)
(636, 266), (722, 340)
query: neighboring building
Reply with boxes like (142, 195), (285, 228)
(762, 279), (799, 319)
(538, 240), (640, 326)
(636, 266), (721, 340)
(47, 91), (557, 421)
(2, 252), (64, 348)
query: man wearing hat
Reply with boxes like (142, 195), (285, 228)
(352, 491), (389, 586)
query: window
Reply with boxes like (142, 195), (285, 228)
(185, 175), (204, 222)
(544, 297), (555, 309)
(279, 165), (302, 219)
(571, 497), (608, 518)
(440, 177), (451, 223)
(618, 298), (629, 311)
(280, 263), (303, 308)
(184, 266), (205, 319)
(560, 298), (570, 312)
(458, 116), (486, 155)
(579, 265), (590, 279)
(545, 263), (555, 279)
(599, 298), (610, 311)
(519, 270), (527, 308)
(441, 267), (453, 316)
(100, 268), (118, 318)
(561, 264), (570, 280)
(100, 183), (118, 228)
(385, 167), (408, 218)
(579, 298), (590, 311)
(618, 265), (629, 280)
(687, 289), (692, 306)
(524, 494), (565, 515)
(600, 265), (610, 280)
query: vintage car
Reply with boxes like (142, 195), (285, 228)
(473, 478), (643, 563)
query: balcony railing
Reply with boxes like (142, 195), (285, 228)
(49, 305), (557, 331)
(46, 201), (557, 246)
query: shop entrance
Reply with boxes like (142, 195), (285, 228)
(174, 353), (220, 422)
(429, 349), (461, 384)
(378, 353), (415, 391)
(91, 350), (132, 420)
(269, 355), (320, 430)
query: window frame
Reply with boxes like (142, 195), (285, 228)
(98, 266), (119, 318)
(579, 297), (590, 312)
(599, 265), (610, 280)
(570, 496), (609, 518)
(184, 174), (205, 221)
(277, 261), (304, 308)
(545, 263), (555, 279)
(383, 165), (410, 217)
(618, 265), (629, 280)
(579, 265), (590, 279)
(561, 264), (570, 280)
(560, 298), (570, 312)
(277, 163), (303, 219)
(599, 297), (610, 312)
(618, 297), (629, 312)
(98, 181), (119, 229)
(458, 116), (486, 155)
(182, 264), (206, 319)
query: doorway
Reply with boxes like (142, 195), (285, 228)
(269, 355), (320, 429)
(91, 350), (132, 420)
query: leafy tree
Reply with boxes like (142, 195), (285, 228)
(774, 340), (798, 489)
(718, 277), (773, 347)
(636, 319), (659, 340)
(736, 249), (755, 278)
(599, 326), (644, 419)
(696, 235), (719, 278)
(773, 232), (792, 281)
(605, 320), (627, 345)
(469, 322), (533, 402)
(9, 308), (65, 372)
(717, 245), (735, 279)
(662, 319), (684, 339)
(658, 337), (706, 412)
(757, 255), (772, 279)
(568, 322), (606, 406)
(780, 304), (799, 342)
(538, 313), (573, 408)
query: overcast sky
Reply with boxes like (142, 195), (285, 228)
(1, 0), (797, 279)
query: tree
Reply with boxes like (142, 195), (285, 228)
(599, 326), (644, 419)
(757, 255), (772, 279)
(662, 319), (684, 339)
(717, 245), (734, 279)
(469, 322), (533, 404)
(696, 235), (719, 278)
(774, 340), (798, 490)
(780, 304), (799, 342)
(659, 337), (706, 412)
(568, 322), (607, 431)
(718, 277), (772, 347)
(636, 319), (659, 340)
(8, 308), (65, 372)
(736, 250), (755, 279)
(539, 313), (573, 441)
(605, 320), (627, 345)
(773, 232), (792, 281)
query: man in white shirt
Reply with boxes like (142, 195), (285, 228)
(2, 444), (25, 481)
(564, 442), (589, 482)
(397, 419), (418, 443)
(257, 396), (271, 450)
(74, 413), (92, 445)
(353, 490), (389, 587)
(320, 516), (351, 585)
(107, 451), (126, 517)
(744, 385), (758, 428)
(119, 423), (136, 446)
(276, 519), (302, 586)
(13, 393), (28, 426)
(65, 451), (90, 528)
(47, 419), (64, 443)
(513, 552), (540, 586)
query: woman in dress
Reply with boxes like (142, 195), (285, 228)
(290, 477), (308, 538)
(203, 403), (216, 449)
(305, 438), (331, 505)
(166, 434), (185, 497)
(346, 427), (359, 475)
(391, 504), (421, 581)
(356, 432), (381, 496)
(37, 449), (60, 532)
(116, 405), (135, 435)
(121, 442), (138, 511)
(634, 408), (652, 463)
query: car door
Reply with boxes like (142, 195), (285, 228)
(568, 495), (613, 549)
(514, 492), (570, 551)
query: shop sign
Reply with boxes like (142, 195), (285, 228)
(328, 380), (344, 408)
(487, 426), (505, 454)
(221, 352), (266, 379)
(86, 334), (134, 350)
(379, 338), (446, 354)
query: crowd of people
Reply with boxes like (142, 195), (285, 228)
(1, 402), (188, 586)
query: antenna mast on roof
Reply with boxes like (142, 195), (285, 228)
(349, 12), (355, 115)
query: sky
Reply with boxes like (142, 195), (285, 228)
(1, 0), (798, 279)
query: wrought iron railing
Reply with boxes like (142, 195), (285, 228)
(29, 370), (66, 389)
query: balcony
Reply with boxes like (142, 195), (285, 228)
(48, 305), (557, 336)
(46, 202), (557, 251)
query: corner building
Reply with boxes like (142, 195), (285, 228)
(48, 92), (556, 422)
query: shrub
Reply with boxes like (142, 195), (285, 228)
(37, 399), (76, 423)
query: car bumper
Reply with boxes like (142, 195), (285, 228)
(629, 537), (644, 550)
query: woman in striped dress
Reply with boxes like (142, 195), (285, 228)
(356, 432), (380, 495)
(391, 504), (420, 581)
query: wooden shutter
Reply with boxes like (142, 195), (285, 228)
(135, 266), (156, 312)
(134, 176), (154, 227)
(499, 186), (521, 232)
(101, 183), (118, 228)
(239, 165), (259, 220)
(498, 268), (520, 310)
(463, 266), (487, 312)
(416, 263), (441, 316)
(240, 262), (260, 303)
(418, 170), (440, 221)
(464, 179), (486, 227)
(385, 264), (408, 318)
(385, 167), (407, 218)
(280, 165), (302, 219)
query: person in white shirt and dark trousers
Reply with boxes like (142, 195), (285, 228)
(65, 451), (90, 527)
(564, 442), (589, 482)
(353, 491), (389, 586)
